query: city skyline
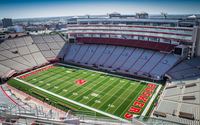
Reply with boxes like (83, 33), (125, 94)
(0, 0), (200, 19)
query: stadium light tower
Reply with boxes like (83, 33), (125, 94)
(161, 12), (168, 19)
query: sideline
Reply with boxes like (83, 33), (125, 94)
(14, 77), (130, 123)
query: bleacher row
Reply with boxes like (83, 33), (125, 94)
(153, 80), (200, 125)
(0, 84), (76, 125)
(167, 57), (200, 80)
(63, 43), (180, 80)
(32, 35), (66, 60)
(0, 84), (32, 110)
(0, 85), (16, 108)
(0, 34), (66, 78)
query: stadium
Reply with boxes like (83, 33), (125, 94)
(0, 13), (200, 124)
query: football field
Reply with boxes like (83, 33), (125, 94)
(8, 64), (161, 121)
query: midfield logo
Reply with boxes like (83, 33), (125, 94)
(75, 79), (87, 85)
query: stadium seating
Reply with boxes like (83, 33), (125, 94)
(87, 45), (107, 65)
(0, 85), (16, 106)
(0, 34), (66, 78)
(63, 44), (81, 61)
(32, 35), (66, 60)
(73, 44), (90, 62)
(79, 44), (98, 63)
(167, 57), (200, 80)
(95, 46), (116, 66)
(0, 64), (11, 77)
(64, 43), (180, 80)
(104, 46), (125, 68)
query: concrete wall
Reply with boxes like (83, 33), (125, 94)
(195, 26), (200, 56)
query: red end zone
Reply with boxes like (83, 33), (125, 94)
(19, 65), (55, 79)
(75, 79), (87, 85)
(124, 83), (157, 120)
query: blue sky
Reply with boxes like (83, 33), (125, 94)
(0, 0), (200, 19)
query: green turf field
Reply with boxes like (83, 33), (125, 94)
(8, 64), (161, 121)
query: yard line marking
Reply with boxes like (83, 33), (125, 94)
(14, 78), (130, 123)
(74, 79), (137, 104)
(104, 83), (139, 112)
(26, 68), (65, 86)
(55, 74), (101, 98)
(110, 84), (141, 114)
(47, 71), (92, 92)
(95, 81), (130, 109)
(38, 73), (66, 87)
(57, 63), (153, 84)
(73, 76), (112, 101)
(39, 68), (86, 90)
(49, 70), (85, 87)
(61, 74), (102, 98)
(119, 85), (146, 118)
(80, 78), (120, 104)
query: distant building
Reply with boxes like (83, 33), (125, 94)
(0, 32), (7, 41)
(109, 12), (135, 19)
(7, 25), (24, 33)
(136, 12), (149, 19)
(109, 12), (121, 18)
(2, 18), (13, 28)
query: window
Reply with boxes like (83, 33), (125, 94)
(171, 40), (179, 45)
(160, 38), (171, 44)
(149, 37), (159, 42)
(138, 36), (145, 40)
